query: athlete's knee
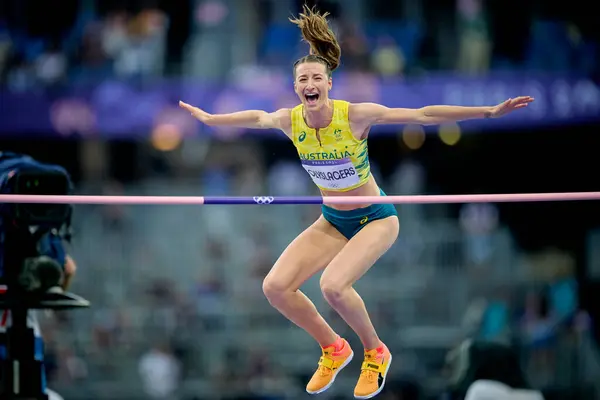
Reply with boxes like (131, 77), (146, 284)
(262, 276), (290, 303)
(319, 277), (347, 304)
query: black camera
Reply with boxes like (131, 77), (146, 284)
(0, 154), (73, 294)
(0, 152), (89, 400)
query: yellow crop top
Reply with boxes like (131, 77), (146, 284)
(291, 99), (371, 192)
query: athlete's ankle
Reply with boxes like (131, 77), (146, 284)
(365, 340), (385, 354)
(321, 334), (344, 352)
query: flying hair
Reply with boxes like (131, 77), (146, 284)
(290, 4), (341, 77)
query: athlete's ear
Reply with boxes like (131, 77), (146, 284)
(328, 77), (332, 91)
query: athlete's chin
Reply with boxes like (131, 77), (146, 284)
(304, 101), (323, 110)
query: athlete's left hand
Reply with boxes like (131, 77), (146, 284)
(488, 96), (535, 118)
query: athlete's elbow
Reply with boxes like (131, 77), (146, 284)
(419, 119), (440, 126)
(411, 117), (438, 126)
(417, 108), (440, 125)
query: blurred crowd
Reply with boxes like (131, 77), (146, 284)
(0, 0), (598, 92)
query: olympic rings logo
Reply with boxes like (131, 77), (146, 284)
(253, 196), (275, 205)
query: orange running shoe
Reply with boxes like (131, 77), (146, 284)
(306, 337), (354, 395)
(353, 343), (392, 399)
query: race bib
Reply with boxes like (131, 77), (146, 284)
(301, 158), (360, 190)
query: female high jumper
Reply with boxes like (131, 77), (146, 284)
(180, 6), (533, 398)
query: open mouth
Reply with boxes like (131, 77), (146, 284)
(305, 93), (319, 106)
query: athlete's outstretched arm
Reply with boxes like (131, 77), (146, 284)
(350, 97), (534, 126)
(179, 101), (291, 135)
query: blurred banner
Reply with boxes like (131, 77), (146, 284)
(1, 72), (599, 137)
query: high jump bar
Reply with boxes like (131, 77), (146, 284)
(0, 192), (598, 205)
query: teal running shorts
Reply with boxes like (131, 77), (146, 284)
(321, 188), (398, 240)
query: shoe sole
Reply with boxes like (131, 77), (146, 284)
(306, 350), (355, 395)
(353, 352), (393, 399)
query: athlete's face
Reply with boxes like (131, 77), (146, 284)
(294, 62), (332, 111)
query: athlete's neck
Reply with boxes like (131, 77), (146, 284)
(304, 100), (334, 129)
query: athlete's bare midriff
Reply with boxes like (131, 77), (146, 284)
(320, 174), (381, 211)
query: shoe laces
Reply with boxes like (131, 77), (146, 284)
(318, 364), (332, 377)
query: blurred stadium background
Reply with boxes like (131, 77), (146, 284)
(1, 0), (600, 399)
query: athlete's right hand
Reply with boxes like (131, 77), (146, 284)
(179, 101), (211, 124)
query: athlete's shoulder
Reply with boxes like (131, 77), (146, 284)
(331, 99), (351, 125)
(289, 104), (305, 140)
(271, 108), (293, 133)
(332, 99), (351, 108)
(289, 104), (304, 124)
